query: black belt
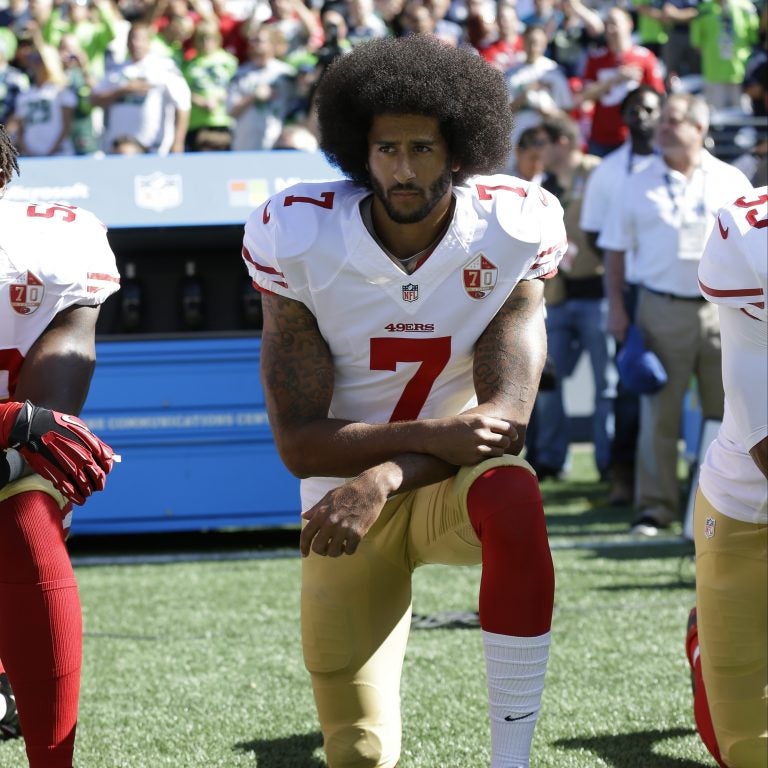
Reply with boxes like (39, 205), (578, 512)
(643, 286), (706, 302)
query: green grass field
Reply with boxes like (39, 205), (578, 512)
(0, 448), (714, 768)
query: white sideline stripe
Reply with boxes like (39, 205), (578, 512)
(70, 536), (690, 568)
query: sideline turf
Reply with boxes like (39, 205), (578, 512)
(0, 449), (713, 767)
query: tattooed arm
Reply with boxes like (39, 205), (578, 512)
(286, 278), (547, 556)
(261, 288), (535, 482)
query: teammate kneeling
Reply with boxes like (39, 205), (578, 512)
(242, 36), (566, 767)
(0, 124), (119, 768)
(687, 188), (768, 768)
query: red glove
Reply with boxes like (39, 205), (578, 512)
(0, 400), (116, 505)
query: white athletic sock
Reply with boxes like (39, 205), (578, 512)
(482, 629), (551, 768)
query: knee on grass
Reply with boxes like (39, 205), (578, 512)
(324, 724), (398, 768)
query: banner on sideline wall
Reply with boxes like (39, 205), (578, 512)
(8, 151), (343, 229)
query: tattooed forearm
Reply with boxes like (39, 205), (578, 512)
(261, 293), (335, 427)
(473, 279), (547, 418)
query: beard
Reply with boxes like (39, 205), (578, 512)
(370, 166), (454, 224)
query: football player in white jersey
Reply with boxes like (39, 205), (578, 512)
(242, 37), (567, 768)
(686, 187), (767, 768)
(0, 124), (119, 767)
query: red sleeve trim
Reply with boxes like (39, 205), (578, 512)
(698, 279), (764, 300)
(87, 272), (120, 284)
(242, 245), (285, 278)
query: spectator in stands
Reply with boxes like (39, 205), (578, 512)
(202, 0), (248, 63)
(580, 85), (665, 506)
(344, 0), (389, 47)
(183, 20), (237, 151)
(691, 0), (760, 111)
(549, 0), (604, 79)
(520, 0), (562, 43)
(313, 8), (353, 73)
(261, 0), (324, 58)
(579, 8), (665, 156)
(738, 44), (768, 185)
(90, 20), (191, 154)
(226, 25), (297, 151)
(373, 0), (407, 32)
(399, 0), (440, 38)
(632, 0), (668, 58)
(507, 122), (550, 181)
(58, 32), (100, 155)
(505, 24), (574, 151)
(0, 0), (32, 34)
(41, 0), (119, 80)
(422, 0), (465, 46)
(634, 0), (701, 87)
(8, 26), (76, 156)
(599, 93), (751, 536)
(154, 10), (197, 66)
(467, 0), (523, 72)
(529, 115), (614, 481)
(0, 31), (29, 127)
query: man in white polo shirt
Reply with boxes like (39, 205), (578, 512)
(580, 84), (664, 506)
(599, 93), (751, 535)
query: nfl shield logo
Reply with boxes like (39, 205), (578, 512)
(463, 253), (498, 299)
(704, 517), (716, 539)
(9, 271), (45, 315)
(402, 283), (419, 302)
(135, 172), (183, 212)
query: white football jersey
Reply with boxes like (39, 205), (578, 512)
(0, 198), (120, 402)
(698, 187), (768, 524)
(243, 176), (567, 508)
(698, 186), (767, 323)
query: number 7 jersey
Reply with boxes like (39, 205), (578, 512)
(0, 199), (120, 401)
(244, 175), (566, 421)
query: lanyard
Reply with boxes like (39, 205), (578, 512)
(663, 166), (706, 222)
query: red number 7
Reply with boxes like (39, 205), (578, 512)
(370, 337), (451, 422)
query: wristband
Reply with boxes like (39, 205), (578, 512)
(0, 448), (24, 490)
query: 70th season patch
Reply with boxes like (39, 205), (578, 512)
(463, 253), (498, 299)
(10, 271), (45, 315)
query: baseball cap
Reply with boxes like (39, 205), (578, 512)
(617, 324), (667, 395)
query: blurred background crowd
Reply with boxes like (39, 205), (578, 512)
(0, 0), (764, 164)
(0, 0), (766, 532)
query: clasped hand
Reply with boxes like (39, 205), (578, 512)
(299, 413), (517, 557)
(300, 473), (387, 558)
(1, 400), (117, 505)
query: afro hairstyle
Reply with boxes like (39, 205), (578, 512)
(314, 35), (513, 187)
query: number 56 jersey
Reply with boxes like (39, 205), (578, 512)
(0, 199), (120, 401)
(243, 176), (567, 427)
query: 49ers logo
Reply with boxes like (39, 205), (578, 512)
(9, 271), (45, 315)
(463, 253), (498, 299)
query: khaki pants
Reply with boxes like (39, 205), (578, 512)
(635, 289), (723, 524)
(301, 455), (533, 768)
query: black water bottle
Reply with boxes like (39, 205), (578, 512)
(179, 260), (206, 332)
(118, 261), (143, 333)
(240, 274), (263, 331)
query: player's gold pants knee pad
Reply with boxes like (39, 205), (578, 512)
(453, 453), (536, 511)
(694, 491), (768, 768)
(302, 455), (534, 768)
(302, 534), (410, 768)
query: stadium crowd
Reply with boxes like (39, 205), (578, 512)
(0, 0), (764, 160)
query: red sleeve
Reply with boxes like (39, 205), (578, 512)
(643, 51), (666, 93)
(582, 54), (598, 84)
